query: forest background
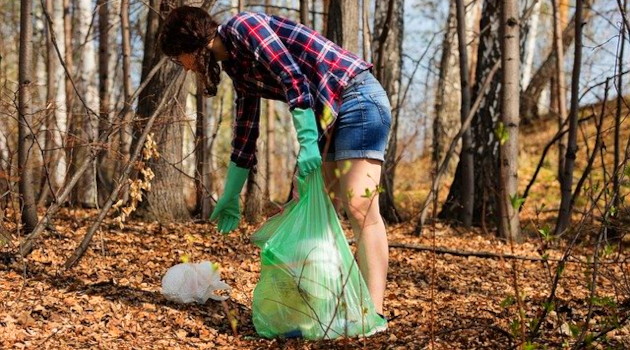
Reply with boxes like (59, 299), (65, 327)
(0, 0), (629, 348)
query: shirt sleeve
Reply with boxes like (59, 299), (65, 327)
(224, 12), (314, 110)
(231, 93), (261, 169)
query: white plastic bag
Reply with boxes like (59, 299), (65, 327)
(161, 261), (231, 304)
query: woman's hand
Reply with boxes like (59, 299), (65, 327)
(291, 108), (322, 176)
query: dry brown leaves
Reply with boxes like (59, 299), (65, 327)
(1, 209), (629, 349)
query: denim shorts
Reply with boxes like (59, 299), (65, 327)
(319, 71), (392, 162)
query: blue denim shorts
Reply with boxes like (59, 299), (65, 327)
(319, 71), (392, 162)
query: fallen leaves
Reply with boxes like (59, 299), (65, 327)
(0, 208), (628, 349)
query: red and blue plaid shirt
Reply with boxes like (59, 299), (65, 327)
(217, 12), (372, 168)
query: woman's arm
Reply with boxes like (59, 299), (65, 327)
(231, 93), (261, 169)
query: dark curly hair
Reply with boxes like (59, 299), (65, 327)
(159, 6), (221, 96)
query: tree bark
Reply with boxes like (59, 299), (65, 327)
(613, 0), (627, 209)
(555, 0), (584, 235)
(455, 0), (473, 228)
(195, 78), (213, 219)
(498, 0), (522, 242)
(73, 0), (99, 208)
(432, 0), (456, 172)
(552, 0), (569, 181)
(97, 0), (112, 205)
(520, 0), (593, 123)
(373, 0), (403, 224)
(441, 0), (502, 228)
(521, 0), (541, 89)
(18, 0), (39, 234)
(134, 0), (190, 221)
(300, 0), (309, 26)
(50, 0), (69, 195)
(120, 0), (133, 179)
(326, 0), (359, 55)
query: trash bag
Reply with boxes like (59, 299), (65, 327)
(161, 261), (231, 304)
(251, 171), (386, 339)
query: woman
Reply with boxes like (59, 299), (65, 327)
(159, 6), (391, 321)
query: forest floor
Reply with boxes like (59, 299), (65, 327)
(1, 206), (629, 349)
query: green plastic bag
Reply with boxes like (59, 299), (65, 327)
(251, 170), (386, 339)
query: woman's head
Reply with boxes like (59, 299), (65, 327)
(159, 6), (221, 96)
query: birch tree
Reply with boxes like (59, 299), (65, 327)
(498, 0), (521, 242)
(73, 0), (99, 208)
(48, 0), (69, 194)
(18, 0), (38, 233)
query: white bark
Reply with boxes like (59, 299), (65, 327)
(0, 124), (8, 172)
(51, 0), (68, 192)
(76, 0), (99, 206)
(521, 0), (541, 88)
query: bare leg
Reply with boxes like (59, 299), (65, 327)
(337, 158), (388, 314)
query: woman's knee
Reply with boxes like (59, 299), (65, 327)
(344, 195), (381, 228)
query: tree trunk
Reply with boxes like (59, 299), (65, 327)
(300, 0), (309, 26)
(498, 0), (522, 242)
(455, 0), (474, 228)
(440, 0), (502, 228)
(97, 0), (112, 205)
(63, 0), (73, 122)
(73, 0), (99, 208)
(195, 78), (213, 219)
(520, 0), (593, 123)
(18, 0), (38, 233)
(373, 0), (403, 224)
(326, 0), (359, 55)
(521, 0), (541, 89)
(552, 0), (569, 182)
(432, 0), (456, 172)
(120, 0), (133, 173)
(613, 0), (627, 209)
(555, 0), (584, 235)
(134, 0), (190, 221)
(50, 0), (69, 195)
(362, 0), (371, 61)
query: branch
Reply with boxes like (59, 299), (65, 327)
(18, 58), (167, 257)
(64, 70), (185, 269)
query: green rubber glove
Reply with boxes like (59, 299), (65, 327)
(291, 108), (322, 176)
(210, 162), (249, 234)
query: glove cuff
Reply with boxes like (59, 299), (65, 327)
(223, 162), (249, 199)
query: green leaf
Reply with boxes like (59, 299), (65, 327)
(510, 193), (526, 210)
(543, 301), (555, 312)
(538, 226), (552, 241)
(495, 122), (510, 145)
(523, 342), (537, 350)
(624, 165), (630, 177)
(569, 323), (580, 337)
(591, 296), (616, 308)
(602, 244), (615, 257)
(361, 187), (373, 198)
(557, 264), (565, 276)
(510, 319), (521, 336)
(609, 206), (617, 217)
(501, 295), (516, 308)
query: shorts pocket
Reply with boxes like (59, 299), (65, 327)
(369, 92), (392, 126)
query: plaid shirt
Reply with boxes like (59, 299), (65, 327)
(217, 12), (372, 168)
